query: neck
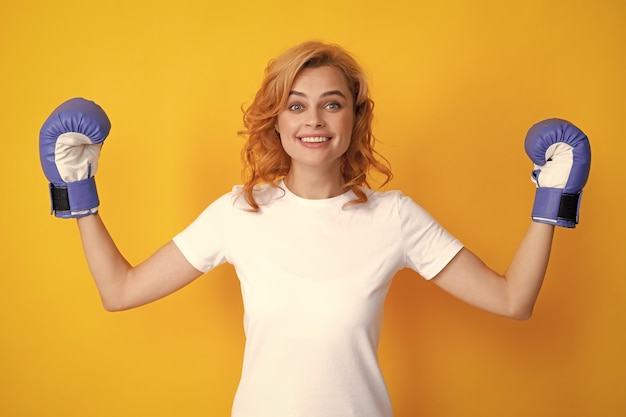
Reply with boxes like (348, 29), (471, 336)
(283, 166), (346, 199)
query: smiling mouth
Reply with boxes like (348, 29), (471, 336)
(299, 136), (331, 143)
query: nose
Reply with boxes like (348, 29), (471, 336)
(305, 108), (325, 128)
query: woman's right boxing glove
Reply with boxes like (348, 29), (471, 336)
(39, 97), (111, 218)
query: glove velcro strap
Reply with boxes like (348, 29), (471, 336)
(49, 177), (99, 218)
(558, 192), (581, 224)
(50, 184), (70, 212)
(532, 187), (581, 228)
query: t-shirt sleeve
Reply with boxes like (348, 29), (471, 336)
(398, 193), (463, 280)
(172, 193), (233, 273)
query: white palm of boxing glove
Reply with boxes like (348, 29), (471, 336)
(532, 142), (574, 187)
(55, 132), (102, 183)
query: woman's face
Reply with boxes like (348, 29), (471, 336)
(276, 65), (354, 174)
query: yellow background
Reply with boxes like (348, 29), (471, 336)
(2, 0), (624, 416)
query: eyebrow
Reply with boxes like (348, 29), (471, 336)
(288, 89), (347, 99)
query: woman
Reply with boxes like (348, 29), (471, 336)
(39, 41), (590, 417)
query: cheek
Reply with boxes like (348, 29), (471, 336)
(276, 109), (300, 131)
(275, 113), (288, 133)
(277, 130), (295, 153)
(343, 113), (356, 137)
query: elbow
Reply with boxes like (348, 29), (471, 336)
(506, 304), (534, 321)
(100, 295), (128, 312)
(102, 300), (123, 312)
(510, 310), (533, 321)
(97, 279), (132, 312)
(102, 305), (121, 313)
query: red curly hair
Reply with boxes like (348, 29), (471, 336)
(238, 41), (392, 211)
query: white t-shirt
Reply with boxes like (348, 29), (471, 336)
(173, 182), (463, 417)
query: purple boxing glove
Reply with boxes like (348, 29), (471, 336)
(524, 119), (591, 228)
(39, 98), (111, 218)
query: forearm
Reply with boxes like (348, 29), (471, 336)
(503, 221), (555, 318)
(76, 214), (132, 310)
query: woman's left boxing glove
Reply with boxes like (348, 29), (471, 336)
(524, 118), (591, 228)
(39, 97), (111, 218)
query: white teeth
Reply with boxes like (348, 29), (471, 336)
(300, 137), (330, 143)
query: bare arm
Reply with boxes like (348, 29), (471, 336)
(432, 222), (554, 319)
(77, 214), (203, 311)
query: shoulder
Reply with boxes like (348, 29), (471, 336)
(365, 188), (404, 201)
(230, 183), (286, 210)
(362, 187), (434, 221)
(362, 188), (411, 209)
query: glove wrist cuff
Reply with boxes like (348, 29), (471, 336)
(49, 177), (99, 218)
(532, 187), (581, 228)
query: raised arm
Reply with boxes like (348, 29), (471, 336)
(39, 98), (202, 312)
(432, 119), (591, 319)
(77, 214), (201, 311)
(432, 223), (553, 319)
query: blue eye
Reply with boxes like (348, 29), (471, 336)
(325, 102), (341, 110)
(288, 104), (303, 111)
